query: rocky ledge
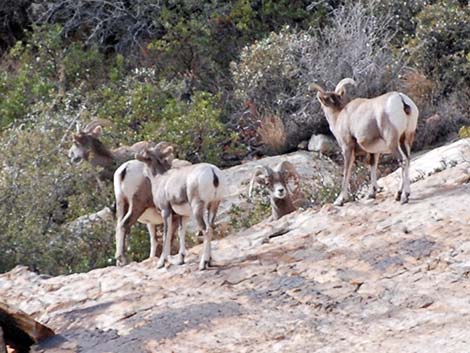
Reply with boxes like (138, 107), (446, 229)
(1, 139), (470, 353)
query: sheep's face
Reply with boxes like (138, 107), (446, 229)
(136, 143), (174, 177)
(317, 92), (343, 110)
(259, 172), (287, 200)
(69, 133), (91, 163)
(68, 126), (103, 163)
(272, 176), (288, 199)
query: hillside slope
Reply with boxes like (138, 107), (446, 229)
(1, 139), (470, 353)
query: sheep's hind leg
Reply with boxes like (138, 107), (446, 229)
(367, 153), (381, 199)
(176, 217), (188, 265)
(116, 200), (146, 266)
(335, 145), (355, 206)
(204, 201), (220, 267)
(115, 199), (129, 266)
(157, 209), (174, 269)
(193, 200), (210, 270)
(395, 143), (410, 204)
(399, 140), (411, 204)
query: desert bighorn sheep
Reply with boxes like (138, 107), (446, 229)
(68, 121), (190, 265)
(136, 142), (226, 270)
(68, 120), (149, 180)
(310, 78), (419, 206)
(248, 161), (301, 220)
(114, 157), (190, 266)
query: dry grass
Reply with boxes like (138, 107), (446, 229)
(399, 68), (436, 107)
(257, 114), (286, 155)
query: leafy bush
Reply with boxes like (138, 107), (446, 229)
(142, 91), (228, 164)
(0, 120), (116, 274)
(407, 1), (470, 97)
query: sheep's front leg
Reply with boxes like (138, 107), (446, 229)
(177, 217), (189, 265)
(335, 146), (355, 206)
(157, 208), (174, 269)
(147, 223), (158, 258)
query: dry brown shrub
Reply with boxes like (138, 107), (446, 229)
(399, 68), (436, 108)
(257, 114), (286, 155)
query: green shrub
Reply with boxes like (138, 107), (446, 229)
(407, 1), (470, 96)
(228, 188), (271, 232)
(142, 91), (228, 164)
(0, 121), (115, 274)
(459, 126), (470, 139)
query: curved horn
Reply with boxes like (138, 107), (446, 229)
(308, 82), (325, 93)
(155, 141), (174, 156)
(248, 165), (273, 198)
(83, 119), (113, 133)
(334, 78), (356, 95)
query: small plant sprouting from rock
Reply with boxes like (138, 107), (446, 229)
(228, 186), (271, 232)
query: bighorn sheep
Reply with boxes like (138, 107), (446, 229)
(114, 158), (190, 266)
(136, 142), (226, 270)
(309, 78), (419, 206)
(248, 161), (301, 220)
(68, 120), (149, 180)
(68, 121), (190, 265)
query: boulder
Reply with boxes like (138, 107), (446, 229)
(307, 134), (337, 155)
(0, 302), (54, 352)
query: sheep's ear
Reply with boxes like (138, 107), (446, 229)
(161, 145), (174, 157)
(90, 125), (102, 138)
(157, 145), (174, 164)
(135, 149), (151, 163)
(255, 174), (268, 185)
(72, 133), (84, 143)
(317, 93), (329, 106)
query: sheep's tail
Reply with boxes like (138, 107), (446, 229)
(400, 94), (411, 115)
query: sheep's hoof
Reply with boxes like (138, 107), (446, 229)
(367, 191), (376, 199)
(395, 191), (402, 201)
(176, 254), (185, 265)
(199, 259), (211, 271)
(400, 192), (410, 204)
(116, 256), (128, 267)
(333, 196), (344, 206)
(156, 258), (166, 269)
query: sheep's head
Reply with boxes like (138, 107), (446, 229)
(68, 120), (109, 163)
(135, 142), (175, 177)
(249, 161), (300, 200)
(309, 78), (356, 111)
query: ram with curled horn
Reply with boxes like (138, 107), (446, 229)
(248, 160), (301, 221)
(309, 78), (419, 206)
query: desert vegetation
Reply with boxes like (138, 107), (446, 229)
(0, 0), (468, 275)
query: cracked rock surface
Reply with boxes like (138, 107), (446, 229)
(1, 139), (470, 353)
